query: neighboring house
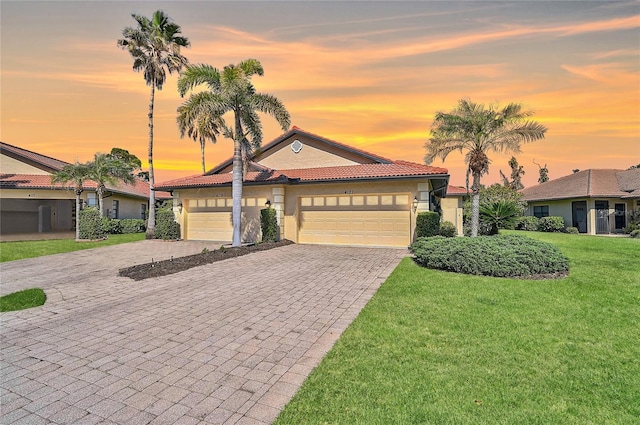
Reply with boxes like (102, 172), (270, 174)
(0, 141), (169, 236)
(156, 127), (450, 247)
(441, 185), (467, 236)
(520, 169), (640, 234)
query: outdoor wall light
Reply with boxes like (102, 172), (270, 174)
(178, 203), (183, 213)
(265, 200), (271, 207)
(412, 196), (419, 212)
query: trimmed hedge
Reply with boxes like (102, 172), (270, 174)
(79, 207), (106, 240)
(120, 219), (145, 234)
(411, 234), (569, 278)
(155, 206), (181, 240)
(515, 215), (539, 231)
(101, 217), (122, 234)
(260, 208), (279, 242)
(416, 211), (440, 237)
(538, 216), (565, 232)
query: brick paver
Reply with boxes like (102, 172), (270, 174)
(1, 240), (406, 424)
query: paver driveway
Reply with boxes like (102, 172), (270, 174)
(1, 241), (406, 424)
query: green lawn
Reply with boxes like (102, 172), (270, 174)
(275, 232), (640, 424)
(0, 233), (145, 262)
(0, 288), (46, 312)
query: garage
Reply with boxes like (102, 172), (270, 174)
(185, 197), (263, 242)
(298, 194), (411, 247)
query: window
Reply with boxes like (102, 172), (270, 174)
(533, 205), (549, 218)
(112, 200), (119, 219)
(87, 193), (97, 207)
(141, 204), (147, 220)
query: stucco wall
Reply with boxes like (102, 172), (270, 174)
(0, 154), (50, 174)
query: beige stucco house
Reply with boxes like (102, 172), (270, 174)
(520, 169), (640, 234)
(156, 127), (451, 247)
(0, 141), (168, 236)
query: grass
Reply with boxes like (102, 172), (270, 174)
(0, 288), (46, 312)
(0, 233), (145, 262)
(275, 232), (640, 424)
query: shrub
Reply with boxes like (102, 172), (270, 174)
(79, 207), (106, 240)
(439, 221), (457, 237)
(260, 208), (279, 242)
(538, 216), (565, 232)
(120, 219), (145, 234)
(411, 234), (569, 278)
(101, 217), (122, 234)
(463, 219), (493, 236)
(416, 211), (440, 237)
(516, 215), (539, 231)
(630, 229), (640, 239)
(155, 204), (181, 240)
(479, 201), (521, 235)
(565, 226), (579, 234)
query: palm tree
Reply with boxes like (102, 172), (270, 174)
(425, 99), (547, 236)
(117, 10), (190, 238)
(51, 162), (92, 240)
(88, 153), (137, 217)
(177, 59), (291, 246)
(177, 94), (228, 174)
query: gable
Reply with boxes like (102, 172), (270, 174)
(1, 152), (52, 175)
(211, 127), (392, 174)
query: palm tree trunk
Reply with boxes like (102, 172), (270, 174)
(75, 191), (81, 240)
(231, 113), (243, 247)
(201, 141), (206, 174)
(146, 84), (156, 239)
(471, 171), (481, 237)
(98, 186), (104, 217)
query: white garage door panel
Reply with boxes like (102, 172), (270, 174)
(187, 211), (232, 241)
(298, 209), (410, 247)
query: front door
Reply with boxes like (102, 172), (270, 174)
(595, 200), (609, 234)
(572, 201), (587, 233)
(614, 203), (626, 230)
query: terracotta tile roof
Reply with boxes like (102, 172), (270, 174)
(157, 161), (448, 189)
(446, 185), (468, 196)
(1, 141), (69, 171)
(0, 174), (171, 200)
(520, 169), (640, 201)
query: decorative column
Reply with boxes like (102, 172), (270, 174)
(272, 187), (285, 241)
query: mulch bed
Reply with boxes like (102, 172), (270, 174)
(119, 239), (294, 281)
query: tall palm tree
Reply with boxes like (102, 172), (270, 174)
(177, 94), (228, 174)
(177, 59), (291, 246)
(425, 99), (547, 236)
(117, 10), (190, 238)
(51, 162), (92, 240)
(88, 153), (137, 217)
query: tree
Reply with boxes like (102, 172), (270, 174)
(118, 10), (190, 238)
(51, 162), (92, 240)
(177, 93), (228, 174)
(463, 183), (527, 235)
(533, 159), (549, 183)
(178, 59), (291, 246)
(499, 156), (525, 190)
(425, 99), (547, 236)
(480, 201), (522, 235)
(88, 153), (137, 217)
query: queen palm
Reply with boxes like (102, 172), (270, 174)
(177, 94), (229, 174)
(425, 99), (547, 236)
(177, 59), (290, 246)
(51, 162), (92, 240)
(88, 153), (137, 217)
(118, 10), (190, 238)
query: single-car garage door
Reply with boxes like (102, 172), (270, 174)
(185, 197), (264, 242)
(298, 194), (410, 247)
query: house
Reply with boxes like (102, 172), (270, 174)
(156, 127), (450, 247)
(520, 169), (640, 234)
(441, 185), (467, 236)
(0, 141), (169, 236)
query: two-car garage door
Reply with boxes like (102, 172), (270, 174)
(298, 194), (411, 247)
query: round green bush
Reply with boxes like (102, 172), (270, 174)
(439, 221), (457, 237)
(411, 234), (569, 278)
(630, 229), (640, 239)
(538, 216), (565, 232)
(516, 215), (539, 231)
(565, 226), (579, 234)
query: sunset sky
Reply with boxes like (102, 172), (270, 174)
(2, 1), (639, 188)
